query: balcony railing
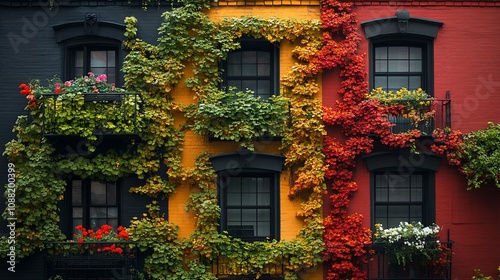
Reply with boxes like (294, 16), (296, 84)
(367, 238), (453, 280)
(44, 241), (137, 280)
(207, 255), (285, 279)
(387, 93), (451, 135)
(41, 92), (142, 138)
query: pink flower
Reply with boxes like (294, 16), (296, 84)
(93, 85), (99, 93)
(64, 80), (72, 87)
(97, 74), (107, 82)
(88, 72), (95, 77)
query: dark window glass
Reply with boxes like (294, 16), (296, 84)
(374, 172), (425, 228)
(69, 46), (118, 84)
(223, 40), (277, 99)
(373, 44), (425, 92)
(71, 179), (119, 233)
(220, 175), (278, 241)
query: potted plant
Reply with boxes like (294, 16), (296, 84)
(366, 87), (435, 131)
(374, 221), (441, 268)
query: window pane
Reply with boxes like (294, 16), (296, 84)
(108, 207), (118, 218)
(242, 80), (257, 92)
(75, 50), (84, 67)
(72, 180), (82, 206)
(228, 65), (241, 76)
(90, 51), (107, 67)
(228, 52), (242, 63)
(257, 209), (270, 221)
(242, 51), (257, 63)
(409, 47), (422, 59)
(257, 222), (270, 236)
(242, 178), (256, 192)
(388, 60), (409, 72)
(374, 76), (387, 89)
(242, 65), (257, 76)
(388, 46), (408, 59)
(242, 194), (257, 206)
(389, 187), (410, 201)
(409, 60), (422, 72)
(242, 209), (256, 222)
(258, 64), (270, 76)
(375, 60), (387, 72)
(228, 80), (242, 91)
(227, 209), (241, 222)
(90, 207), (107, 218)
(227, 194), (241, 206)
(409, 76), (422, 90)
(257, 51), (270, 63)
(107, 182), (117, 205)
(90, 181), (107, 205)
(107, 50), (115, 65)
(375, 188), (388, 202)
(375, 47), (388, 59)
(387, 76), (409, 90)
(73, 207), (83, 218)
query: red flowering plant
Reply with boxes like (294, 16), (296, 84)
(73, 224), (130, 255)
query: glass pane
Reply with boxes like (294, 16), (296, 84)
(409, 47), (422, 59)
(257, 51), (270, 63)
(410, 205), (422, 220)
(72, 180), (82, 206)
(388, 60), (409, 72)
(375, 205), (387, 218)
(242, 65), (257, 76)
(387, 76), (408, 90)
(107, 183), (117, 205)
(107, 218), (118, 229)
(73, 207), (83, 218)
(242, 209), (256, 222)
(73, 219), (83, 233)
(258, 64), (270, 76)
(374, 76), (387, 89)
(90, 181), (107, 205)
(227, 209), (241, 222)
(75, 68), (83, 78)
(375, 47), (387, 59)
(411, 188), (423, 202)
(242, 178), (256, 192)
(242, 80), (257, 92)
(228, 65), (241, 76)
(375, 60), (387, 72)
(242, 51), (257, 63)
(90, 207), (107, 218)
(75, 50), (84, 67)
(258, 193), (270, 206)
(257, 80), (271, 96)
(409, 60), (422, 72)
(228, 52), (241, 64)
(227, 194), (241, 206)
(90, 51), (107, 67)
(375, 188), (388, 202)
(90, 67), (106, 76)
(108, 207), (118, 218)
(388, 205), (409, 218)
(388, 46), (408, 59)
(242, 194), (257, 206)
(257, 209), (270, 221)
(107, 50), (116, 65)
(388, 218), (404, 228)
(409, 76), (421, 90)
(257, 178), (270, 191)
(257, 222), (270, 236)
(228, 177), (241, 193)
(389, 187), (410, 201)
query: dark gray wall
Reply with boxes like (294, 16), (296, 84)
(0, 3), (171, 279)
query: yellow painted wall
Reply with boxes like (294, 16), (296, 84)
(168, 5), (323, 279)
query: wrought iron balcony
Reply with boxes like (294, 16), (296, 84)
(44, 241), (137, 280)
(387, 92), (451, 135)
(41, 92), (142, 138)
(206, 254), (285, 279)
(366, 239), (453, 280)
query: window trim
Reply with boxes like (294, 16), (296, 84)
(363, 150), (440, 230)
(65, 179), (121, 234)
(218, 171), (280, 241)
(221, 37), (280, 98)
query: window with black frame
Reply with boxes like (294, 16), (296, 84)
(67, 45), (119, 84)
(71, 179), (119, 233)
(373, 172), (428, 228)
(373, 43), (426, 92)
(222, 39), (278, 99)
(219, 174), (279, 241)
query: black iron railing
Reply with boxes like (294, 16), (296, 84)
(387, 94), (451, 135)
(367, 238), (453, 280)
(44, 241), (137, 280)
(41, 92), (142, 137)
(207, 255), (285, 279)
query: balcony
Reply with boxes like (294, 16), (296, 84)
(41, 92), (143, 153)
(44, 241), (137, 280)
(387, 94), (451, 135)
(367, 239), (453, 280)
(207, 254), (285, 279)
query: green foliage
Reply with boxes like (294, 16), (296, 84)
(459, 122), (500, 189)
(186, 89), (290, 150)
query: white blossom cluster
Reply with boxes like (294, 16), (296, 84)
(375, 221), (441, 252)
